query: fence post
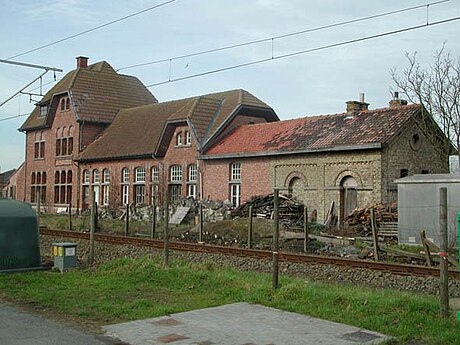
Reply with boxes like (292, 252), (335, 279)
(370, 207), (379, 261)
(68, 203), (72, 230)
(151, 197), (156, 239)
(272, 188), (279, 289)
(164, 188), (170, 268)
(36, 190), (41, 226)
(124, 203), (129, 236)
(199, 202), (204, 243)
(248, 205), (253, 249)
(89, 191), (96, 265)
(439, 187), (449, 319)
(304, 205), (308, 253)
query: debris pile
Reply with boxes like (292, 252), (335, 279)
(233, 194), (306, 226)
(346, 203), (398, 236)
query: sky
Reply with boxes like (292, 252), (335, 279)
(1, 0), (460, 172)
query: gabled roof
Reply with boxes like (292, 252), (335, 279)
(77, 89), (277, 162)
(204, 104), (421, 158)
(0, 169), (17, 185)
(19, 61), (157, 131)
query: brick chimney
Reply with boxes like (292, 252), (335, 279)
(346, 93), (369, 114)
(389, 91), (408, 108)
(76, 56), (89, 69)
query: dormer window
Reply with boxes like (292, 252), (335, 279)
(39, 105), (48, 117)
(176, 132), (182, 146)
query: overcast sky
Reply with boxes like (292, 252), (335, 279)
(1, 0), (459, 171)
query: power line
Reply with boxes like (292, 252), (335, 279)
(5, 0), (177, 61)
(146, 16), (460, 88)
(0, 112), (31, 123)
(117, 0), (450, 72)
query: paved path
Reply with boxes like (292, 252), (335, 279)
(104, 302), (390, 345)
(0, 304), (121, 345)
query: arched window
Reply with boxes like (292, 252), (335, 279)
(102, 169), (110, 206)
(60, 99), (65, 111)
(65, 98), (70, 110)
(340, 176), (358, 224)
(82, 170), (90, 184)
(92, 170), (100, 184)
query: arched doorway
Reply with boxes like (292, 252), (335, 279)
(288, 177), (304, 202)
(340, 176), (357, 224)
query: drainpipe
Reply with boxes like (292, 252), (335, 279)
(23, 133), (28, 202)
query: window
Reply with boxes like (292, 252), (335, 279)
(54, 170), (72, 204)
(31, 171), (46, 204)
(151, 166), (159, 182)
(170, 185), (182, 204)
(92, 170), (100, 184)
(122, 168), (130, 183)
(231, 162), (241, 181)
(121, 168), (130, 205)
(92, 170), (100, 205)
(60, 99), (65, 111)
(135, 185), (146, 204)
(187, 164), (197, 198)
(400, 169), (408, 178)
(229, 163), (241, 207)
(135, 167), (146, 183)
(83, 170), (90, 184)
(102, 169), (110, 206)
(176, 132), (182, 146)
(230, 183), (241, 207)
(66, 98), (70, 110)
(34, 131), (45, 159)
(185, 131), (191, 145)
(170, 165), (182, 182)
(55, 126), (73, 157)
(421, 170), (429, 174)
(39, 105), (48, 117)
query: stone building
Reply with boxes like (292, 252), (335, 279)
(203, 97), (449, 223)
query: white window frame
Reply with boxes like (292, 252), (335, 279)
(188, 164), (197, 182)
(187, 184), (197, 199)
(135, 167), (146, 183)
(135, 185), (146, 204)
(176, 132), (182, 146)
(185, 131), (191, 145)
(231, 162), (241, 181)
(92, 169), (100, 184)
(230, 183), (241, 207)
(103, 169), (110, 183)
(170, 165), (182, 182)
(83, 170), (90, 185)
(102, 184), (110, 206)
(151, 166), (159, 183)
(122, 184), (129, 205)
(122, 168), (130, 183)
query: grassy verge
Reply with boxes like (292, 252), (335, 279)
(0, 256), (458, 344)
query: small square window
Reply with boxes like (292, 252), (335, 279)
(39, 105), (48, 117)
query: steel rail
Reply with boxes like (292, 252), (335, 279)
(40, 228), (458, 279)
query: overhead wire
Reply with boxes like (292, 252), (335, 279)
(5, 0), (177, 60)
(145, 16), (460, 87)
(117, 0), (450, 72)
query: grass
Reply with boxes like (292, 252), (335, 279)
(0, 256), (459, 344)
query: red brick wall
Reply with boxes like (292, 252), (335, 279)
(202, 157), (270, 203)
(79, 122), (107, 150)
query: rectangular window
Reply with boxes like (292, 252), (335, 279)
(61, 138), (68, 156)
(170, 185), (182, 204)
(122, 185), (129, 205)
(151, 166), (159, 182)
(187, 184), (197, 199)
(135, 167), (146, 183)
(34, 141), (45, 159)
(68, 137), (73, 155)
(56, 139), (61, 156)
(170, 165), (182, 182)
(39, 105), (47, 117)
(186, 131), (191, 145)
(34, 142), (39, 158)
(82, 186), (90, 208)
(102, 185), (110, 206)
(135, 185), (146, 204)
(231, 163), (241, 181)
(230, 184), (241, 207)
(122, 168), (130, 183)
(188, 165), (197, 182)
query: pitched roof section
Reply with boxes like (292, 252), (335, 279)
(77, 99), (190, 161)
(19, 61), (157, 131)
(205, 104), (421, 158)
(78, 89), (277, 162)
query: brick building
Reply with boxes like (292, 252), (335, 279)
(11, 57), (449, 221)
(17, 57), (156, 211)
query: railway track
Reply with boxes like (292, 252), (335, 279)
(40, 228), (459, 279)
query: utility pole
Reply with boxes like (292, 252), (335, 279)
(439, 187), (449, 319)
(272, 188), (280, 289)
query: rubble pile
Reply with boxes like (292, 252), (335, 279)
(233, 194), (306, 226)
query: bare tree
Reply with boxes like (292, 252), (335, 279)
(391, 44), (459, 169)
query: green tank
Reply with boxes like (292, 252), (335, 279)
(0, 199), (41, 272)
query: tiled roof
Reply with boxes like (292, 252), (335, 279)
(19, 61), (157, 131)
(77, 89), (276, 161)
(205, 104), (421, 157)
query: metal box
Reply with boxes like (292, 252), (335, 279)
(0, 199), (41, 273)
(52, 242), (77, 272)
